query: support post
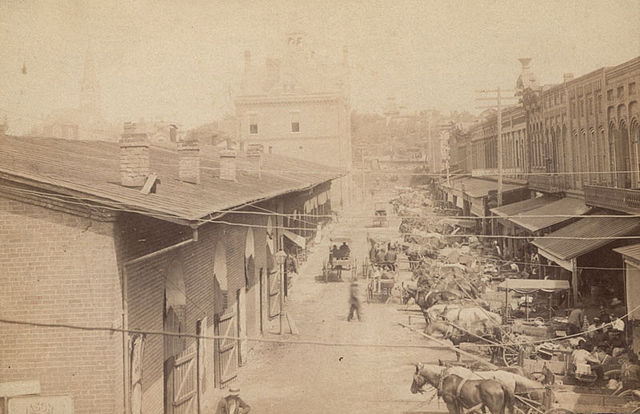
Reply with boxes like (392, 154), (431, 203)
(571, 258), (578, 307)
(361, 149), (366, 200)
(279, 262), (285, 335)
(497, 87), (503, 207)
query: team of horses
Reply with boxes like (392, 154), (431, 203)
(410, 363), (546, 414)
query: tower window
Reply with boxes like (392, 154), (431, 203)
(290, 111), (300, 133)
(249, 113), (258, 134)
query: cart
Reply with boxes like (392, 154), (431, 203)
(513, 385), (640, 414)
(373, 202), (389, 227)
(323, 235), (357, 282)
(498, 279), (571, 324)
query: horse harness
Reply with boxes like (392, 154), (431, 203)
(455, 377), (468, 399)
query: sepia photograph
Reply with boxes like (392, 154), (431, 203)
(1, 1), (639, 413)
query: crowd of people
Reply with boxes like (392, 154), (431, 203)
(564, 304), (640, 391)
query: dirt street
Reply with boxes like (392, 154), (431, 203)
(214, 202), (453, 414)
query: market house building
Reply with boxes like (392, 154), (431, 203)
(234, 32), (353, 208)
(0, 130), (340, 414)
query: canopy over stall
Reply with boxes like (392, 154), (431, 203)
(498, 279), (570, 292)
(498, 278), (570, 320)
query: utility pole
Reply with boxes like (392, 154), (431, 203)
(475, 88), (517, 207)
(361, 148), (366, 201)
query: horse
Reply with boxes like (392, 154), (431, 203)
(441, 364), (545, 404)
(411, 364), (515, 414)
(441, 373), (515, 414)
(426, 305), (502, 332)
(410, 363), (447, 394)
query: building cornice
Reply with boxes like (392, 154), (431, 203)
(235, 93), (345, 105)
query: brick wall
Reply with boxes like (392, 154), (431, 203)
(0, 195), (123, 414)
(117, 210), (272, 413)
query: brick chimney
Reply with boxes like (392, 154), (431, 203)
(219, 149), (237, 181)
(178, 140), (200, 184)
(120, 122), (150, 187)
(563, 73), (574, 83)
(246, 144), (263, 178)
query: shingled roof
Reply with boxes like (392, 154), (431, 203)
(0, 136), (342, 225)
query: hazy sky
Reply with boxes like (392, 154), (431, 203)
(1, 0), (639, 133)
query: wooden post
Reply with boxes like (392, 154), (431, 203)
(497, 87), (503, 207)
(195, 320), (202, 414)
(571, 258), (578, 306)
(504, 285), (509, 325)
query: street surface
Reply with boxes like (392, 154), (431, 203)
(209, 200), (453, 413)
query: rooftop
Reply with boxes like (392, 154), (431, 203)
(0, 135), (341, 226)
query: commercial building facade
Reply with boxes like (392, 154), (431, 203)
(0, 131), (339, 413)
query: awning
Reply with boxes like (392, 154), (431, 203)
(457, 177), (526, 199)
(613, 244), (640, 262)
(490, 195), (556, 217)
(283, 229), (306, 249)
(470, 196), (484, 216)
(507, 197), (590, 233)
(532, 214), (640, 262)
(498, 278), (570, 293)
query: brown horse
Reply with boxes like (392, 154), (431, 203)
(441, 374), (514, 414)
(411, 364), (514, 414)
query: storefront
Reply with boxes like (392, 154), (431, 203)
(533, 214), (640, 305)
(613, 244), (640, 354)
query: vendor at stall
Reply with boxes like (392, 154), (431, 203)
(567, 307), (585, 336)
(571, 340), (604, 381)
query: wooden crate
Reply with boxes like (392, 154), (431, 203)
(523, 358), (567, 375)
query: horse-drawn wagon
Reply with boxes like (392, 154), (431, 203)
(363, 228), (402, 302)
(409, 362), (640, 414)
(373, 202), (389, 227)
(322, 235), (357, 282)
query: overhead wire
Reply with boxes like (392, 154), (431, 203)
(3, 184), (640, 240)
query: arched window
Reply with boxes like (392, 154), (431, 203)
(245, 228), (255, 289)
(213, 242), (228, 314)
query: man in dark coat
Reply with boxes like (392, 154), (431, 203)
(348, 282), (361, 322)
(215, 387), (251, 414)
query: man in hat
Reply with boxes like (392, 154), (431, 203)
(215, 387), (251, 414)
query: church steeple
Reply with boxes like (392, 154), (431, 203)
(80, 45), (101, 116)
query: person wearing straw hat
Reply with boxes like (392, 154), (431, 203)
(215, 387), (251, 414)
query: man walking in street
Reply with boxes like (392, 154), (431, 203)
(348, 282), (361, 322)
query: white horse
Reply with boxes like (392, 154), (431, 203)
(426, 304), (502, 330)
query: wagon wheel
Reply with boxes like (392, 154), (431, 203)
(618, 389), (640, 402)
(513, 406), (542, 414)
(502, 344), (521, 367)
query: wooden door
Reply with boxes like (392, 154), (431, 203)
(215, 310), (238, 387)
(259, 269), (264, 334)
(268, 270), (280, 318)
(237, 289), (247, 366)
(171, 343), (197, 414)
